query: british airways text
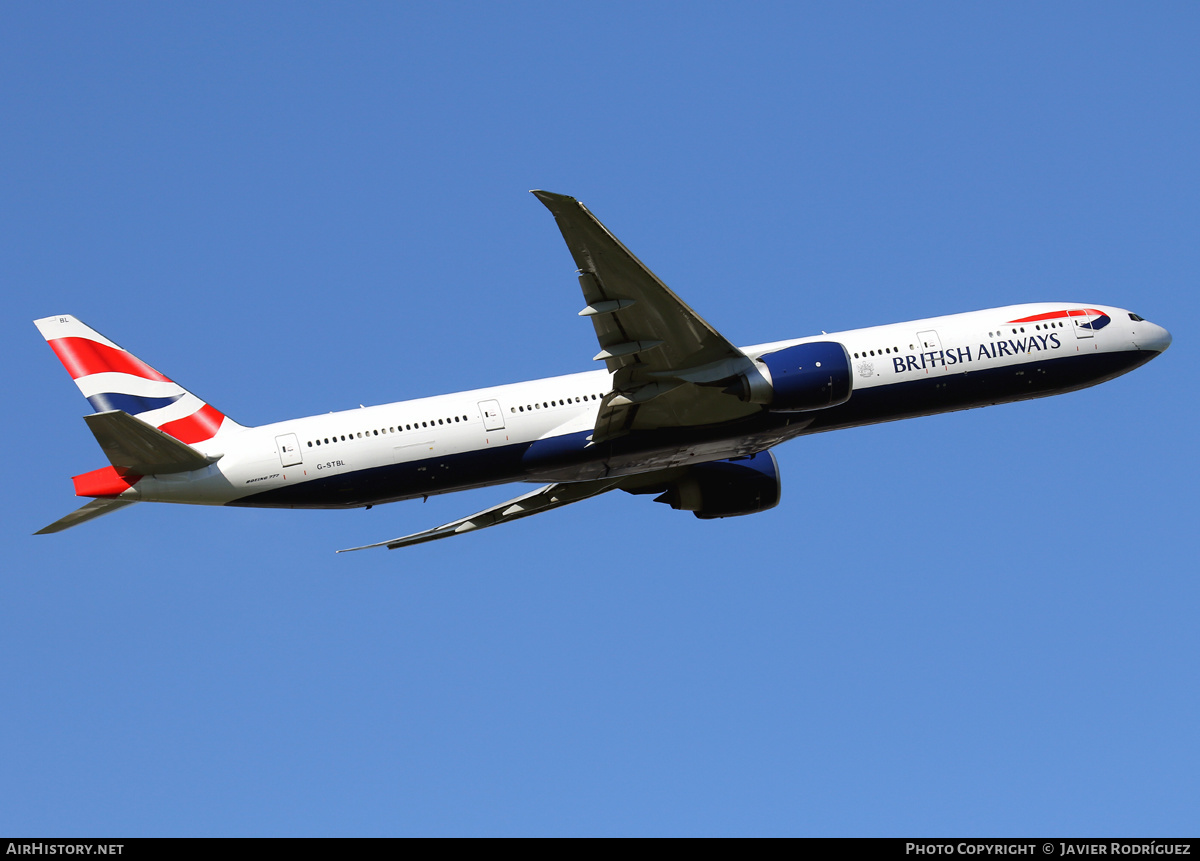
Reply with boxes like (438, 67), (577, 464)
(892, 333), (1062, 374)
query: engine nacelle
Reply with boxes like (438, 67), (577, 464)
(645, 451), (781, 520)
(731, 341), (852, 412)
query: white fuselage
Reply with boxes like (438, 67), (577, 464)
(118, 302), (1169, 510)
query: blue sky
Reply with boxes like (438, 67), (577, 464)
(2, 2), (1197, 836)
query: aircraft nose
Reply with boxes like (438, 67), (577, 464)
(1138, 322), (1172, 353)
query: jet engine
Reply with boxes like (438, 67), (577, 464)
(727, 341), (852, 412)
(629, 451), (781, 519)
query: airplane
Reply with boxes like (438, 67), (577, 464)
(33, 190), (1172, 551)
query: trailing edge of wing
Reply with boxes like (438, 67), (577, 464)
(35, 498), (138, 535)
(337, 479), (624, 552)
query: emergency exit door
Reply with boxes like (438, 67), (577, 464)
(479, 400), (505, 431)
(276, 433), (303, 467)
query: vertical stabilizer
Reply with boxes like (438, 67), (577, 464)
(34, 315), (244, 445)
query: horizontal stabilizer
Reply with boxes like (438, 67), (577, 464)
(35, 498), (138, 534)
(84, 410), (220, 475)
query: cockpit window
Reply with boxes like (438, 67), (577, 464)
(1129, 313), (1145, 322)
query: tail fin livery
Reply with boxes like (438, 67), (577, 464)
(34, 315), (243, 445)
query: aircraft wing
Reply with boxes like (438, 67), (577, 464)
(533, 191), (762, 441)
(337, 478), (625, 552)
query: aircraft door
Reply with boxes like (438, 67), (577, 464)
(276, 433), (303, 467)
(917, 330), (941, 352)
(1070, 309), (1095, 339)
(916, 329), (946, 372)
(479, 399), (505, 431)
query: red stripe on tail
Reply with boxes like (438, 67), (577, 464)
(48, 338), (171, 382)
(159, 404), (225, 444)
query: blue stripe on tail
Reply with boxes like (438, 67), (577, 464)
(86, 392), (184, 415)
